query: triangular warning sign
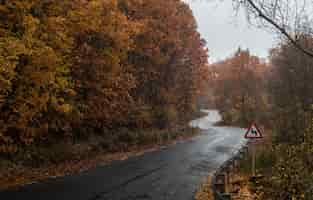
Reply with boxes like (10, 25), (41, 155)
(245, 123), (263, 139)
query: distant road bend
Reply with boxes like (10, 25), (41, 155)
(1, 110), (247, 200)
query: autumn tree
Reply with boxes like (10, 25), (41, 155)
(119, 0), (209, 129)
(212, 49), (269, 126)
(0, 0), (74, 153)
(67, 0), (138, 135)
(0, 0), (208, 157)
(245, 35), (313, 199)
(268, 35), (313, 143)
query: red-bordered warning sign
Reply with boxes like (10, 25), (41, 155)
(245, 123), (263, 139)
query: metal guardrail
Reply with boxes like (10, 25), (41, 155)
(211, 144), (249, 200)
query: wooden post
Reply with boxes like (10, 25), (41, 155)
(233, 159), (239, 172)
(252, 142), (256, 176)
(225, 170), (230, 192)
(215, 173), (226, 193)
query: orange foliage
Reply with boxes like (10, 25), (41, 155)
(0, 0), (208, 155)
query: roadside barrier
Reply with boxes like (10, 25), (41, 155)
(211, 144), (249, 200)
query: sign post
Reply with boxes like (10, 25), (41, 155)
(252, 144), (256, 176)
(244, 123), (263, 176)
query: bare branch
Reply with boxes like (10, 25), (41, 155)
(240, 0), (313, 58)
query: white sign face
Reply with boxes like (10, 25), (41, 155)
(245, 123), (263, 139)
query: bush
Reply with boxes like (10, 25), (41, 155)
(16, 143), (77, 167)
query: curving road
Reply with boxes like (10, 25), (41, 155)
(1, 110), (247, 200)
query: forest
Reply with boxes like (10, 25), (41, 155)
(0, 0), (208, 163)
(1, 0), (313, 199)
(210, 48), (269, 127)
(210, 36), (313, 199)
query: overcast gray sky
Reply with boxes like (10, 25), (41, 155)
(186, 0), (277, 63)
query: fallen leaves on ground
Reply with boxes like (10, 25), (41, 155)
(194, 175), (214, 200)
(0, 133), (196, 190)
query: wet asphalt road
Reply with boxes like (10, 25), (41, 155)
(1, 110), (247, 200)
